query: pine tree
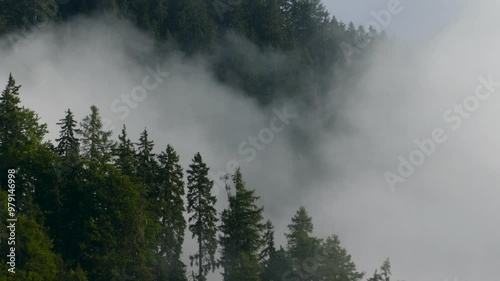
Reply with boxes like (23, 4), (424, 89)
(53, 109), (86, 264)
(285, 206), (322, 280)
(55, 109), (81, 170)
(56, 109), (80, 156)
(380, 258), (391, 281)
(260, 220), (291, 281)
(261, 246), (291, 281)
(286, 206), (318, 259)
(155, 144), (187, 281)
(136, 128), (155, 178)
(82, 165), (153, 281)
(0, 73), (47, 156)
(317, 235), (364, 281)
(186, 152), (218, 281)
(0, 74), (48, 214)
(219, 168), (265, 281)
(0, 73), (22, 151)
(79, 105), (113, 163)
(114, 124), (136, 175)
(260, 220), (276, 263)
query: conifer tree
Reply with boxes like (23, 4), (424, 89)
(286, 206), (318, 259)
(285, 206), (323, 280)
(136, 128), (156, 180)
(317, 235), (364, 281)
(155, 144), (188, 281)
(79, 105), (113, 163)
(260, 220), (276, 263)
(53, 109), (86, 264)
(114, 124), (136, 175)
(186, 152), (218, 281)
(219, 168), (265, 281)
(260, 220), (292, 281)
(0, 74), (48, 213)
(55, 109), (81, 169)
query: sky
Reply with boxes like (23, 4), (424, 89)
(323, 0), (464, 42)
(1, 1), (499, 281)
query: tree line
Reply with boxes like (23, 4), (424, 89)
(0, 74), (393, 280)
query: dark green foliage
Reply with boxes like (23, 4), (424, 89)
(81, 164), (153, 281)
(0, 73), (49, 215)
(154, 145), (188, 281)
(187, 152), (218, 281)
(219, 168), (265, 281)
(286, 206), (321, 262)
(0, 0), (381, 105)
(136, 128), (156, 186)
(55, 109), (80, 158)
(79, 105), (114, 163)
(317, 235), (364, 281)
(113, 125), (136, 175)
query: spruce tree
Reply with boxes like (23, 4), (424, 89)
(186, 152), (218, 281)
(114, 124), (136, 176)
(79, 105), (113, 163)
(317, 235), (364, 281)
(155, 144), (187, 281)
(55, 109), (81, 170)
(285, 206), (322, 280)
(260, 220), (276, 263)
(53, 109), (86, 264)
(260, 220), (292, 281)
(0, 74), (48, 214)
(136, 128), (156, 180)
(82, 165), (152, 281)
(219, 168), (265, 281)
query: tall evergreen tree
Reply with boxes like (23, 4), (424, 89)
(260, 220), (276, 263)
(285, 206), (322, 280)
(55, 109), (80, 164)
(260, 220), (292, 281)
(79, 105), (113, 163)
(0, 74), (48, 214)
(53, 109), (86, 265)
(219, 168), (265, 281)
(317, 235), (364, 281)
(113, 124), (136, 175)
(82, 165), (153, 281)
(155, 144), (188, 281)
(186, 152), (218, 281)
(136, 128), (155, 178)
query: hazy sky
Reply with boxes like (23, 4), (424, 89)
(324, 0), (464, 42)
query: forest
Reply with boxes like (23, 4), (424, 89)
(0, 0), (382, 104)
(0, 0), (394, 281)
(0, 74), (393, 280)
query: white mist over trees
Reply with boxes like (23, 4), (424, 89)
(1, 0), (500, 281)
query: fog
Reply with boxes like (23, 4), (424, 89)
(1, 1), (499, 280)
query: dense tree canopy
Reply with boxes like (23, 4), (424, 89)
(0, 0), (381, 105)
